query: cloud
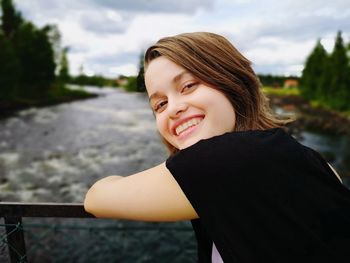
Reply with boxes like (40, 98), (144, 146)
(283, 0), (350, 16)
(210, 3), (350, 46)
(189, 0), (350, 76)
(88, 0), (215, 14)
(90, 52), (140, 67)
(78, 10), (131, 34)
(12, 0), (350, 77)
(15, 0), (86, 26)
(109, 64), (138, 76)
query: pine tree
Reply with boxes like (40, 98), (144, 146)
(14, 22), (56, 98)
(0, 32), (20, 99)
(58, 47), (70, 83)
(0, 0), (22, 38)
(136, 52), (146, 92)
(301, 40), (328, 100)
(328, 31), (349, 109)
(0, 0), (21, 99)
(302, 31), (350, 111)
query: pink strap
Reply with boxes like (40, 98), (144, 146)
(212, 242), (224, 263)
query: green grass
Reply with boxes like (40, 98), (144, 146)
(262, 86), (301, 96)
(310, 100), (350, 117)
(262, 86), (350, 117)
(47, 84), (91, 99)
(0, 83), (96, 116)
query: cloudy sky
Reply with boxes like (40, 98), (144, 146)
(13, 0), (350, 77)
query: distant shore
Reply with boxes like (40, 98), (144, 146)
(0, 88), (97, 119)
(269, 94), (350, 136)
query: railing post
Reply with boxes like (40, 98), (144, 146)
(0, 202), (93, 263)
(4, 216), (27, 263)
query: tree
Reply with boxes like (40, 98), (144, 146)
(58, 47), (70, 83)
(327, 31), (349, 109)
(136, 52), (146, 92)
(301, 31), (350, 111)
(44, 24), (62, 72)
(0, 32), (20, 99)
(1, 0), (56, 99)
(123, 76), (137, 92)
(0, 0), (21, 99)
(14, 22), (56, 98)
(0, 0), (22, 38)
(301, 39), (328, 100)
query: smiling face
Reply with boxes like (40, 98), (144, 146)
(145, 56), (236, 151)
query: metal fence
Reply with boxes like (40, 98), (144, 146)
(0, 202), (196, 263)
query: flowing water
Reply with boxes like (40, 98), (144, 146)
(0, 86), (349, 202)
(300, 131), (350, 186)
(0, 86), (349, 262)
(0, 86), (167, 202)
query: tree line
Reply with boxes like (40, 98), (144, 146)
(0, 0), (142, 107)
(0, 0), (102, 115)
(68, 65), (118, 88)
(258, 74), (299, 87)
(122, 52), (146, 92)
(0, 0), (66, 101)
(301, 31), (350, 111)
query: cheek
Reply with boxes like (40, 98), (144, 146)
(206, 94), (235, 129)
(220, 105), (236, 130)
(156, 116), (177, 148)
(156, 117), (168, 138)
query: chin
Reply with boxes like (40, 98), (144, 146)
(178, 137), (202, 150)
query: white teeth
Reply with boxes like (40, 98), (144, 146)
(175, 118), (203, 135)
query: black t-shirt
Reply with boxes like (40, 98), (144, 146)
(166, 128), (350, 263)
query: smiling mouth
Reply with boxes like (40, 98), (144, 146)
(175, 117), (203, 136)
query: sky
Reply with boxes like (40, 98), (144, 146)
(12, 0), (350, 78)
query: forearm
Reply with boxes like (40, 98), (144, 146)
(83, 163), (198, 221)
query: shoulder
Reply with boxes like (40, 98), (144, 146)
(189, 127), (290, 150)
(166, 128), (299, 186)
(167, 128), (293, 165)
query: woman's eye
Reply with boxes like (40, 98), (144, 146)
(154, 100), (167, 112)
(182, 82), (197, 92)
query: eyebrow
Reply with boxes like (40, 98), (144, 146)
(173, 70), (188, 84)
(148, 70), (189, 103)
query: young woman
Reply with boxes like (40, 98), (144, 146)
(84, 32), (350, 262)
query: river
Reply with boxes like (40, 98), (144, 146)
(0, 86), (349, 203)
(0, 86), (168, 202)
(0, 86), (349, 262)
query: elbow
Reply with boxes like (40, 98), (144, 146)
(84, 185), (98, 216)
(84, 179), (105, 217)
(84, 175), (124, 217)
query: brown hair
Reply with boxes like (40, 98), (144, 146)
(144, 32), (291, 155)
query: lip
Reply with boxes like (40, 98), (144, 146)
(171, 114), (205, 136)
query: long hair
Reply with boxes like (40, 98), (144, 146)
(144, 32), (291, 155)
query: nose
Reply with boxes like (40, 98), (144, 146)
(167, 99), (188, 119)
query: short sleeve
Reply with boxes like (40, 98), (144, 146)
(166, 128), (292, 217)
(165, 128), (350, 262)
(166, 128), (292, 260)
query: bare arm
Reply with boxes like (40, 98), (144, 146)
(84, 162), (198, 221)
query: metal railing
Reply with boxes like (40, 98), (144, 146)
(0, 202), (93, 263)
(0, 202), (195, 263)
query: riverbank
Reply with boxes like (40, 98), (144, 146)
(2, 86), (349, 137)
(0, 86), (98, 119)
(269, 94), (350, 136)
